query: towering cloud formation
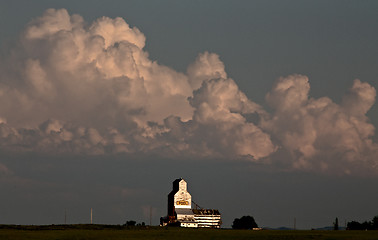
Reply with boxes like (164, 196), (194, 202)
(262, 75), (378, 174)
(0, 9), (377, 174)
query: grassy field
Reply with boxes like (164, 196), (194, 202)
(0, 225), (377, 240)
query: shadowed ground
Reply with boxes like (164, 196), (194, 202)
(0, 225), (377, 240)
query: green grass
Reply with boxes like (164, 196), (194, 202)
(0, 225), (377, 240)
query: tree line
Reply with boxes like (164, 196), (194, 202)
(232, 215), (378, 230)
(347, 216), (378, 230)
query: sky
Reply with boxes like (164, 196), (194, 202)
(0, 0), (378, 229)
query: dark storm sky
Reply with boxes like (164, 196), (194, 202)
(0, 0), (377, 229)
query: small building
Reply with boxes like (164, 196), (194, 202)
(161, 178), (221, 228)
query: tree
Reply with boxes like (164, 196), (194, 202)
(333, 217), (339, 230)
(372, 216), (378, 230)
(347, 220), (372, 230)
(347, 221), (362, 230)
(361, 221), (372, 230)
(125, 220), (136, 227)
(232, 216), (258, 229)
(347, 215), (378, 230)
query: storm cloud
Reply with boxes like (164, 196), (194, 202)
(0, 9), (377, 175)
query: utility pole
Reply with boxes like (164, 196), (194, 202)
(149, 206), (152, 226)
(294, 217), (296, 230)
(91, 208), (93, 224)
(64, 209), (67, 224)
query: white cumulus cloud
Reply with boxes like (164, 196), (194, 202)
(262, 75), (378, 174)
(0, 8), (377, 175)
